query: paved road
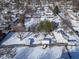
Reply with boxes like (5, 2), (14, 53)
(0, 43), (79, 48)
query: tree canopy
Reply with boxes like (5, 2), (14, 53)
(37, 20), (57, 32)
(53, 5), (60, 16)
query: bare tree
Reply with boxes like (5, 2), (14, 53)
(17, 32), (26, 40)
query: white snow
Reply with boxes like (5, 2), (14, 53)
(67, 11), (77, 20)
(14, 46), (65, 59)
(41, 40), (50, 44)
(2, 33), (27, 45)
(1, 3), (79, 59)
(53, 31), (68, 43)
(71, 20), (79, 27)
(53, 17), (61, 23)
(0, 31), (67, 59)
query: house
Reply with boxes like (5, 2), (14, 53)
(41, 38), (52, 45)
(11, 23), (25, 32)
(57, 29), (77, 45)
(68, 36), (77, 45)
(71, 20), (79, 32)
(53, 31), (68, 43)
(57, 29), (69, 38)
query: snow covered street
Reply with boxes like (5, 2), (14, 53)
(14, 46), (65, 59)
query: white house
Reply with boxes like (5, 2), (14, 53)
(53, 31), (68, 43)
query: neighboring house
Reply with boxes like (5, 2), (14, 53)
(53, 31), (68, 43)
(57, 29), (77, 45)
(71, 20), (79, 32)
(0, 19), (10, 31)
(11, 23), (25, 32)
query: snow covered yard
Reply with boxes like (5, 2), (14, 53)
(0, 32), (67, 59)
(2, 32), (34, 45)
(1, 25), (79, 59)
(0, 1), (79, 59)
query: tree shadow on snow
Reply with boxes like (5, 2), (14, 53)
(39, 49), (52, 59)
(15, 48), (33, 59)
(60, 51), (79, 59)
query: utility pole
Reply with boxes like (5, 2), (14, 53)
(65, 45), (72, 59)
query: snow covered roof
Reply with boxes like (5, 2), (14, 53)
(53, 31), (68, 43)
(73, 27), (79, 32)
(45, 34), (54, 39)
(53, 18), (61, 23)
(68, 36), (76, 41)
(24, 18), (38, 28)
(41, 40), (50, 44)
(71, 20), (79, 27)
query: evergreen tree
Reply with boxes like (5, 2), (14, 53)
(37, 20), (56, 32)
(44, 20), (53, 32)
(53, 5), (60, 16)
